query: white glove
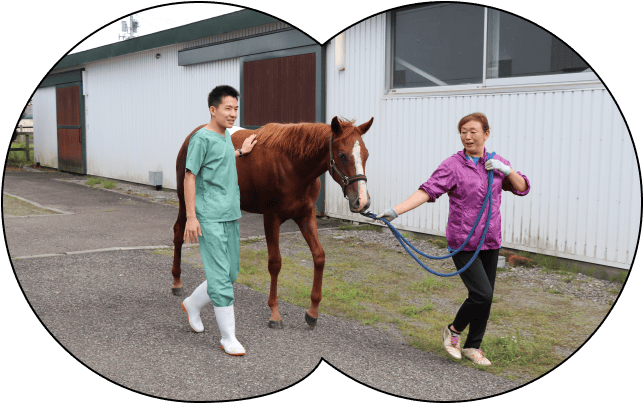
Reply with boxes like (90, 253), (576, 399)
(375, 208), (399, 222)
(485, 159), (511, 176)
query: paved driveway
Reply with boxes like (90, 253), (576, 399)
(4, 170), (520, 402)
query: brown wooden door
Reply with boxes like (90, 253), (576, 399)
(56, 85), (83, 173)
(243, 53), (316, 126)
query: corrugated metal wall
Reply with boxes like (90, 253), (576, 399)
(42, 22), (290, 187)
(83, 46), (240, 187)
(324, 15), (640, 269)
(32, 86), (58, 168)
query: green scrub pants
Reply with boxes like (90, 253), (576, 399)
(198, 220), (240, 307)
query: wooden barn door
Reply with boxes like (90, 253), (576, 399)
(242, 53), (316, 126)
(241, 50), (325, 215)
(56, 84), (84, 173)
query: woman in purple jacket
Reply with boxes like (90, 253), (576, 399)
(376, 112), (530, 366)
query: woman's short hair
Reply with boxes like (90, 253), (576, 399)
(458, 112), (490, 133)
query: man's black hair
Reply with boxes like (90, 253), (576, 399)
(208, 85), (240, 109)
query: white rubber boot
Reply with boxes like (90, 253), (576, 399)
(181, 280), (211, 333)
(213, 305), (246, 356)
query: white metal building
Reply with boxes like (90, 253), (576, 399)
(324, 5), (640, 270)
(31, 5), (640, 270)
(33, 10), (305, 182)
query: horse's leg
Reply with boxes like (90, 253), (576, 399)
(264, 213), (284, 329)
(294, 208), (325, 328)
(171, 206), (186, 295)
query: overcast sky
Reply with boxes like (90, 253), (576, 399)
(71, 3), (242, 53)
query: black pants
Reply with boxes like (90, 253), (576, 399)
(451, 248), (499, 349)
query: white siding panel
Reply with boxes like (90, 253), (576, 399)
(325, 17), (640, 269)
(84, 45), (239, 188)
(32, 87), (58, 168)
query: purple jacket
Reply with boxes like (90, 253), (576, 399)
(419, 149), (530, 251)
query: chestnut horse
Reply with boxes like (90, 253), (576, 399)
(171, 116), (374, 328)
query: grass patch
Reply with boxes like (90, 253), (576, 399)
(153, 248), (174, 256)
(231, 231), (613, 383)
(409, 275), (453, 293)
(6, 139), (34, 167)
(506, 250), (625, 284)
(399, 231), (449, 250)
(614, 271), (628, 284)
(241, 237), (263, 246)
(86, 178), (102, 187)
(85, 177), (117, 189)
(402, 302), (434, 317)
(534, 255), (562, 272)
(562, 274), (575, 283)
(2, 194), (60, 216)
(480, 330), (560, 376)
(428, 238), (449, 249)
(338, 223), (383, 232)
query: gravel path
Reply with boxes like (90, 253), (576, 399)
(340, 228), (622, 307)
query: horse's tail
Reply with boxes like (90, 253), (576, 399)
(175, 124), (207, 208)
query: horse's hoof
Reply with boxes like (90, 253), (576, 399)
(305, 312), (317, 328)
(268, 320), (284, 329)
(171, 287), (183, 296)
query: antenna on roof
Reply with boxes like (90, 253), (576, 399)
(118, 15), (139, 41)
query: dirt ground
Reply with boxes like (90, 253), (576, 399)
(222, 228), (620, 383)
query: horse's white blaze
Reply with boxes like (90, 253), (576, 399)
(352, 140), (368, 207)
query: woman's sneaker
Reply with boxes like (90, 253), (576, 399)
(462, 348), (491, 366)
(442, 325), (461, 359)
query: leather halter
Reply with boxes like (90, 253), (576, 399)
(328, 135), (367, 199)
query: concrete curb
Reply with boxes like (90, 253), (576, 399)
(53, 179), (178, 207)
(3, 192), (74, 215)
(11, 245), (173, 260)
(8, 228), (343, 260)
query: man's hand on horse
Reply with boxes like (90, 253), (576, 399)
(241, 134), (258, 155)
(375, 207), (399, 222)
(184, 217), (202, 244)
(485, 159), (511, 176)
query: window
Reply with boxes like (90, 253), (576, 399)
(390, 3), (594, 91)
(392, 3), (485, 88)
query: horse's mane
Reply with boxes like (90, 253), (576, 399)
(256, 118), (356, 159)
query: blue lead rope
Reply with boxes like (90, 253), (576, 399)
(362, 152), (495, 277)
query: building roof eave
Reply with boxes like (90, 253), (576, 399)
(53, 9), (279, 71)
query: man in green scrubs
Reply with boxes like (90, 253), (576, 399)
(181, 85), (257, 356)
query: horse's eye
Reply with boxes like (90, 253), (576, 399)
(339, 153), (347, 162)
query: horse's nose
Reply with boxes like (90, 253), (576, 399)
(363, 195), (371, 212)
(350, 197), (361, 211)
(351, 192), (370, 213)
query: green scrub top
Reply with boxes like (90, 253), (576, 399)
(185, 127), (241, 223)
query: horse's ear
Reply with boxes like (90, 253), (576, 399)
(331, 116), (342, 137)
(358, 117), (374, 135)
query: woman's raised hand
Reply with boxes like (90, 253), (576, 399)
(485, 159), (511, 176)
